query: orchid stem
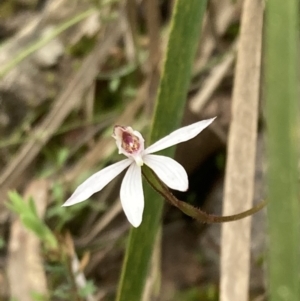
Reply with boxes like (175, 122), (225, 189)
(142, 165), (267, 223)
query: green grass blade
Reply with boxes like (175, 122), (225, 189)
(265, 0), (300, 300)
(116, 1), (207, 300)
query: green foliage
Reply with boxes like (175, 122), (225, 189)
(50, 283), (72, 300)
(78, 280), (97, 298)
(175, 285), (218, 301)
(30, 291), (49, 301)
(41, 147), (70, 178)
(45, 263), (72, 300)
(46, 181), (92, 231)
(68, 35), (98, 58)
(7, 191), (58, 250)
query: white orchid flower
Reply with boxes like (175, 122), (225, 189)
(63, 117), (216, 227)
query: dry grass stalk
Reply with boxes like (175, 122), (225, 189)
(220, 0), (263, 301)
(65, 233), (96, 301)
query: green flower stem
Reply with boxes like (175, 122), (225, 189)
(116, 1), (209, 299)
(142, 165), (267, 223)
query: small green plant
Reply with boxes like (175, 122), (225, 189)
(79, 280), (97, 298)
(7, 190), (58, 250)
(47, 180), (90, 231)
(175, 285), (218, 301)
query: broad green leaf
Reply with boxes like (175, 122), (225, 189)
(265, 0), (300, 300)
(116, 1), (207, 300)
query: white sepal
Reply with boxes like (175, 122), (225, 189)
(143, 154), (188, 191)
(144, 117), (216, 154)
(120, 163), (144, 227)
(63, 159), (132, 206)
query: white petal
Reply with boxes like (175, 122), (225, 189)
(144, 117), (216, 154)
(143, 154), (188, 191)
(120, 163), (144, 227)
(63, 159), (132, 206)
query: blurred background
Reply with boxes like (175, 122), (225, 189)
(0, 0), (268, 300)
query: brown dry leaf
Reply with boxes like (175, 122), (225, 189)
(220, 0), (264, 301)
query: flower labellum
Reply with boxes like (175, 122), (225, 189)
(63, 117), (216, 227)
